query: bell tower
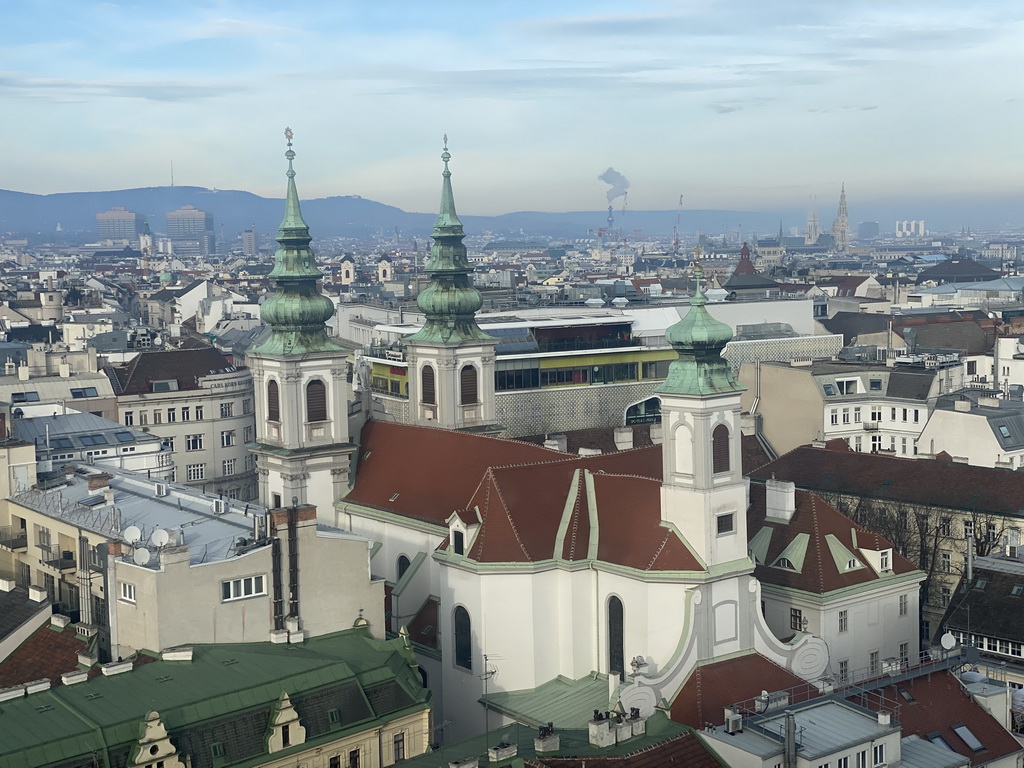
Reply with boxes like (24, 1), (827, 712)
(656, 256), (749, 568)
(405, 138), (499, 432)
(247, 129), (354, 518)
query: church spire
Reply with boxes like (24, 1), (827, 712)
(655, 255), (743, 397)
(406, 138), (491, 345)
(253, 128), (340, 356)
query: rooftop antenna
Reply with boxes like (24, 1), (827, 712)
(170, 160), (174, 188)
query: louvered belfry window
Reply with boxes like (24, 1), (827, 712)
(421, 365), (436, 405)
(712, 424), (730, 474)
(306, 379), (327, 422)
(460, 365), (478, 405)
(267, 380), (280, 422)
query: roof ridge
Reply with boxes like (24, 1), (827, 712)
(566, 473), (585, 561)
(646, 530), (674, 571)
(469, 469), (496, 559)
(488, 465), (532, 562)
(810, 494), (826, 593)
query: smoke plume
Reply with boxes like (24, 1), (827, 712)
(598, 167), (630, 203)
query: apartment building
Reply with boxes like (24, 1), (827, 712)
(104, 347), (257, 499)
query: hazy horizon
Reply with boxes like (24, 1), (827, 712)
(3, 0), (1022, 216)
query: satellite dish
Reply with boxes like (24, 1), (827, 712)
(151, 529), (171, 548)
(940, 632), (956, 650)
(132, 547), (151, 566)
(123, 525), (142, 544)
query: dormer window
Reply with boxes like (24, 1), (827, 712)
(776, 557), (795, 570)
(452, 530), (464, 555)
(880, 549), (891, 571)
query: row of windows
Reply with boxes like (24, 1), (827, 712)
(267, 380), (328, 422)
(452, 597), (628, 682)
(126, 405), (206, 426)
(829, 406), (920, 424)
(121, 576), (268, 607)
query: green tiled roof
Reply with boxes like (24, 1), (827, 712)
(481, 672), (612, 729)
(0, 629), (428, 768)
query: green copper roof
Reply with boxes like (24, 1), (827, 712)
(0, 629), (428, 768)
(481, 672), (611, 728)
(654, 261), (745, 397)
(406, 139), (493, 346)
(253, 130), (343, 356)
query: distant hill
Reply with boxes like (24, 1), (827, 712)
(0, 186), (792, 241)
(1, 186), (1018, 242)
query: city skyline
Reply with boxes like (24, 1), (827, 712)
(2, 0), (1022, 216)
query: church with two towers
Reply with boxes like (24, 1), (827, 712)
(247, 136), (921, 741)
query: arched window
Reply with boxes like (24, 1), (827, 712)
(397, 555), (411, 580)
(421, 365), (435, 405)
(267, 380), (280, 422)
(712, 424), (730, 474)
(306, 379), (327, 422)
(608, 596), (624, 679)
(460, 365), (478, 405)
(344, 269), (351, 280)
(453, 606), (472, 670)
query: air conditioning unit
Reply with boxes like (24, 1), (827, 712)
(155, 483), (168, 497)
(214, 499), (227, 514)
(724, 713), (743, 734)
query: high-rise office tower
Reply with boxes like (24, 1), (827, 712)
(166, 205), (215, 256)
(857, 221), (880, 241)
(831, 184), (850, 252)
(96, 206), (146, 244)
(242, 229), (258, 256)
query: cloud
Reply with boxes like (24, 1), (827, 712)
(182, 17), (309, 40)
(709, 103), (741, 114)
(0, 72), (233, 102)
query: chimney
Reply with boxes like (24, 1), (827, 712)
(58, 362), (70, 378)
(613, 426), (634, 451)
(765, 479), (797, 522)
(88, 473), (112, 491)
(17, 363), (28, 381)
(544, 434), (568, 453)
(954, 399), (972, 412)
(649, 423), (663, 445)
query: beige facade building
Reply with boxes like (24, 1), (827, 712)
(105, 347), (258, 499)
(740, 358), (962, 457)
(2, 463), (384, 662)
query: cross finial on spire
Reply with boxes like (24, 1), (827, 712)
(441, 134), (451, 173)
(284, 127), (295, 175)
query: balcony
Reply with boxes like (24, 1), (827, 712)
(0, 525), (28, 552)
(39, 546), (76, 574)
(863, 421), (880, 431)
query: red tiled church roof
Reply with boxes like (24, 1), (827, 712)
(532, 730), (724, 767)
(671, 653), (806, 727)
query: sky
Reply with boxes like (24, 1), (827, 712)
(2, 0), (1022, 216)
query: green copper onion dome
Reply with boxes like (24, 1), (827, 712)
(655, 259), (744, 397)
(406, 138), (492, 345)
(253, 129), (342, 356)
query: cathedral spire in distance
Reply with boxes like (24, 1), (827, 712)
(253, 128), (340, 356)
(832, 183), (850, 252)
(406, 138), (492, 345)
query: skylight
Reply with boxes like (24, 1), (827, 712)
(952, 724), (985, 752)
(1012, 585), (1023, 597)
(974, 578), (989, 590)
(999, 425), (1011, 439)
